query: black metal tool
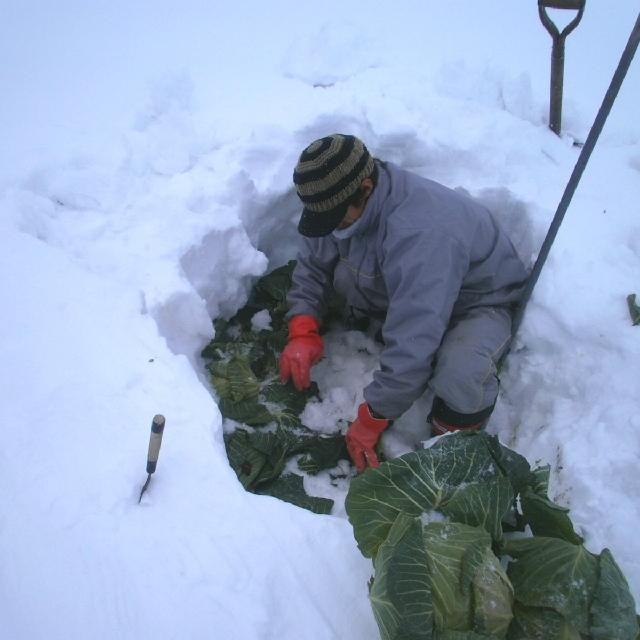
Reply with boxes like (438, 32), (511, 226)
(538, 0), (586, 136)
(138, 414), (166, 503)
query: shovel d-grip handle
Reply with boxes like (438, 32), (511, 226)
(146, 414), (165, 474)
(538, 0), (585, 39)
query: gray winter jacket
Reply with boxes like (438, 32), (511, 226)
(287, 161), (528, 419)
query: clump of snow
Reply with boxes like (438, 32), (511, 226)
(420, 510), (450, 526)
(251, 309), (273, 332)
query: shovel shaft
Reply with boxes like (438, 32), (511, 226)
(146, 414), (165, 474)
(538, 0), (585, 135)
(549, 37), (566, 135)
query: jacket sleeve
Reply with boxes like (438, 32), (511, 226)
(286, 237), (341, 321)
(363, 226), (470, 419)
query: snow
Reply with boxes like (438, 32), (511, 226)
(1, 1), (639, 638)
(250, 309), (273, 333)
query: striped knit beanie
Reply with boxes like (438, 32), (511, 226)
(293, 134), (375, 237)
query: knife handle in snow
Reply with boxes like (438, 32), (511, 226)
(146, 415), (165, 474)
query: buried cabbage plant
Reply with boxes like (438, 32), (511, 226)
(345, 431), (639, 640)
(201, 261), (350, 514)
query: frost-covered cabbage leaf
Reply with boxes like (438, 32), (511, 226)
(506, 602), (581, 640)
(505, 537), (639, 639)
(424, 521), (513, 637)
(505, 537), (599, 634)
(590, 549), (639, 640)
(202, 260), (350, 515)
(519, 489), (583, 545)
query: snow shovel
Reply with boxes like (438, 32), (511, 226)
(538, 0), (586, 135)
(138, 414), (165, 503)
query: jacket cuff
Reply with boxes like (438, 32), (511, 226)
(358, 402), (389, 434)
(288, 315), (321, 339)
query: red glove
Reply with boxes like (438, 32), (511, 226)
(346, 402), (389, 473)
(279, 315), (323, 391)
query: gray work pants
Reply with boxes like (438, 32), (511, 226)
(428, 306), (513, 416)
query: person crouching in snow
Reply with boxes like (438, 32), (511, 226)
(279, 134), (529, 473)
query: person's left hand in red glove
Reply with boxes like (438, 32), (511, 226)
(346, 402), (390, 473)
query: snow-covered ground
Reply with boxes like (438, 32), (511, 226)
(1, 1), (639, 638)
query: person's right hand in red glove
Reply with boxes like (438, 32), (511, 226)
(279, 315), (324, 391)
(346, 402), (390, 473)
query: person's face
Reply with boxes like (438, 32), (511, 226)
(336, 179), (374, 230)
(337, 203), (365, 230)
